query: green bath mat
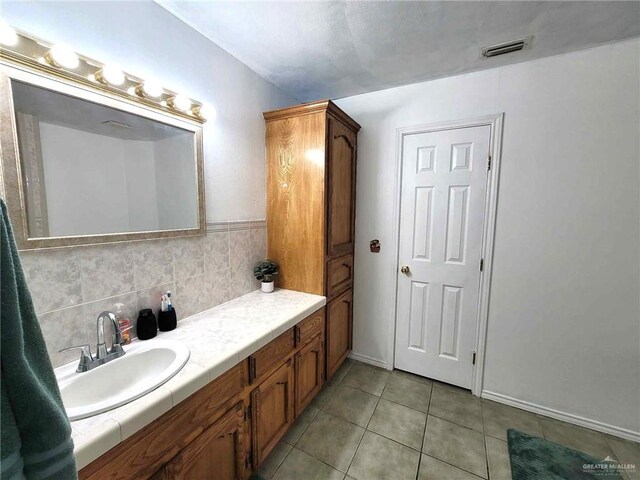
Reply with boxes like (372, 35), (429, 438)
(507, 429), (625, 480)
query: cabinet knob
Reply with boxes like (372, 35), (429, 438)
(400, 265), (410, 275)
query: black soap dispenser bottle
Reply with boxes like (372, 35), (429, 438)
(137, 308), (157, 340)
(158, 291), (177, 332)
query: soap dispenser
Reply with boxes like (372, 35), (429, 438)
(158, 291), (177, 332)
(114, 303), (131, 344)
(136, 308), (157, 340)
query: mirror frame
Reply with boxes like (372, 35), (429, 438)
(0, 63), (206, 250)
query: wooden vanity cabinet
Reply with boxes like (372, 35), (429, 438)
(327, 289), (353, 379)
(294, 334), (324, 414)
(154, 403), (247, 480)
(79, 309), (326, 480)
(264, 100), (360, 381)
(250, 359), (295, 466)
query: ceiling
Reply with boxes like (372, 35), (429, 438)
(156, 1), (640, 102)
(12, 80), (188, 141)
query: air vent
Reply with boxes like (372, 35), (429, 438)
(481, 37), (532, 58)
(101, 120), (130, 129)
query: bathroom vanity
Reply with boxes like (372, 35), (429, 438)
(74, 289), (331, 480)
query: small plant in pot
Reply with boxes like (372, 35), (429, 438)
(254, 260), (279, 293)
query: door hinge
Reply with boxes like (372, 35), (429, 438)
(472, 351), (477, 365)
(244, 404), (252, 422)
(480, 258), (484, 272)
(487, 155), (492, 171)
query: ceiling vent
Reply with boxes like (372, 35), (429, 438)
(481, 37), (532, 58)
(101, 120), (131, 129)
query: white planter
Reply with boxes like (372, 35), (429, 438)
(261, 281), (274, 293)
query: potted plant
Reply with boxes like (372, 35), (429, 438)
(253, 260), (279, 293)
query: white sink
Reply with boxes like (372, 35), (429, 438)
(56, 339), (190, 421)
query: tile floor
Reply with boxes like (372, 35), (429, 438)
(256, 360), (640, 480)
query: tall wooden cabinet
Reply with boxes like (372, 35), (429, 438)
(264, 101), (360, 379)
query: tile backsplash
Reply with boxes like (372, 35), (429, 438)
(20, 222), (267, 367)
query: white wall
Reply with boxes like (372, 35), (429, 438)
(336, 39), (640, 436)
(1, 0), (297, 222)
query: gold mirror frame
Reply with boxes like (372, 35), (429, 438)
(0, 63), (206, 251)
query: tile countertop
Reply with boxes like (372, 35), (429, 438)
(68, 288), (326, 470)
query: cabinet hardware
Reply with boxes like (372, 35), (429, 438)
(472, 351), (477, 365)
(249, 356), (256, 382)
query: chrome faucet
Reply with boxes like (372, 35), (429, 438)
(60, 310), (131, 372)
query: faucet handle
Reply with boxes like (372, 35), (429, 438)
(59, 344), (94, 372)
(59, 343), (93, 358)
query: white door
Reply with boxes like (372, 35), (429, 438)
(395, 125), (491, 389)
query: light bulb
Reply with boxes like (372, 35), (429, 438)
(193, 104), (215, 121)
(96, 64), (125, 86)
(135, 79), (163, 98)
(45, 44), (79, 69)
(0, 22), (18, 46)
(170, 94), (191, 112)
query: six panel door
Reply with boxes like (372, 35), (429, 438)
(294, 335), (324, 414)
(395, 125), (491, 389)
(251, 360), (295, 467)
(157, 403), (247, 480)
(327, 116), (357, 258)
(326, 288), (353, 379)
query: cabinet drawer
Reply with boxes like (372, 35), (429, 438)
(295, 308), (325, 347)
(326, 254), (353, 297)
(249, 329), (295, 384)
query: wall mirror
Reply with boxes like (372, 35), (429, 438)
(0, 65), (205, 250)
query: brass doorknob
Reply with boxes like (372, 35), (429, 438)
(400, 265), (410, 274)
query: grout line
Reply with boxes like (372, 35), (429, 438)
(415, 381), (434, 480)
(266, 443), (294, 480)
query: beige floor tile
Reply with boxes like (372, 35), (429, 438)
(418, 454), (483, 480)
(429, 387), (483, 432)
(309, 383), (337, 410)
(348, 431), (420, 480)
(341, 362), (390, 396)
(485, 435), (512, 480)
(328, 358), (354, 386)
(432, 380), (473, 396)
(382, 374), (432, 413)
(539, 417), (615, 459)
(368, 398), (427, 450)
(272, 447), (344, 480)
(283, 406), (319, 445)
(607, 436), (640, 480)
(322, 385), (379, 427)
(422, 415), (487, 479)
(481, 399), (544, 441)
(297, 411), (365, 472)
(257, 442), (292, 480)
(391, 369), (433, 386)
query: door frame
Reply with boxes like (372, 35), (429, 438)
(388, 114), (504, 396)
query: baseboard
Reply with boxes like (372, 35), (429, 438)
(482, 390), (640, 443)
(348, 351), (387, 369)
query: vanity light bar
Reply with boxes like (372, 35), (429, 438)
(0, 25), (211, 124)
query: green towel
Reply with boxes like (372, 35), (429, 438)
(1, 199), (77, 480)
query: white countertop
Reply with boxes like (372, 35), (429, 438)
(67, 288), (326, 470)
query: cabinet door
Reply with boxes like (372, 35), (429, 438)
(327, 116), (357, 258)
(251, 360), (294, 467)
(159, 402), (247, 480)
(326, 289), (353, 379)
(295, 335), (324, 415)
